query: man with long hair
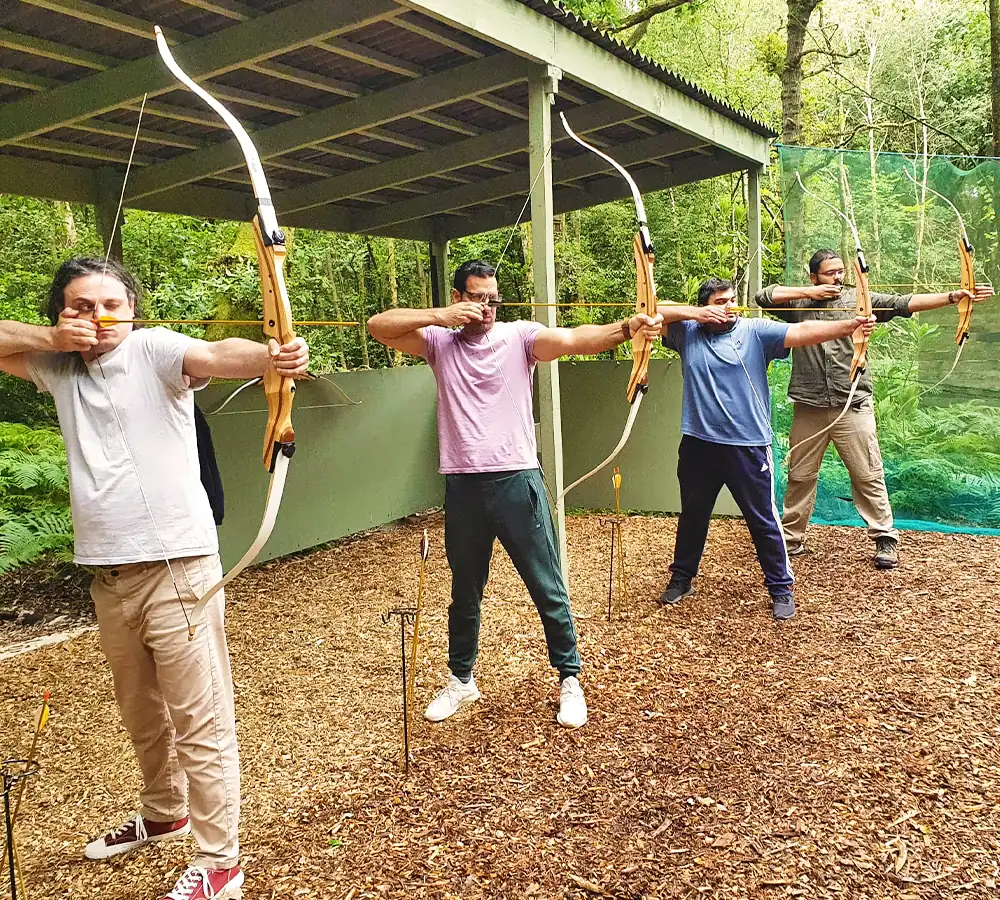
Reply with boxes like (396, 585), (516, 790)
(0, 256), (308, 900)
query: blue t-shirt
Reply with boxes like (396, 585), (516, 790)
(663, 317), (790, 446)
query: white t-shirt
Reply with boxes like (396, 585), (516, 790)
(25, 328), (218, 565)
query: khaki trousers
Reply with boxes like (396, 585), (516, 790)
(90, 554), (240, 869)
(782, 400), (899, 546)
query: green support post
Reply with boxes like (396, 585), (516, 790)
(746, 164), (763, 303)
(528, 65), (569, 586)
(429, 240), (449, 308)
(95, 168), (124, 262)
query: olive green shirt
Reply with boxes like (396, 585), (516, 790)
(754, 285), (913, 408)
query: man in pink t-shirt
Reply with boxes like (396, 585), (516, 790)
(368, 260), (660, 729)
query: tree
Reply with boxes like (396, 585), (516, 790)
(991, 0), (1000, 155)
(782, 0), (824, 143)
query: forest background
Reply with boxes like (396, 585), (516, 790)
(1, 0), (999, 575)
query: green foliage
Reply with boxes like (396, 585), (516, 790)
(0, 374), (58, 428)
(769, 316), (1000, 530)
(1, 0), (998, 565)
(0, 423), (73, 573)
(555, 0), (625, 27)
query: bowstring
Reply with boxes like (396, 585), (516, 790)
(95, 93), (194, 631)
(902, 162), (976, 396)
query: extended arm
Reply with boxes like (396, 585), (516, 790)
(183, 336), (308, 380)
(907, 283), (993, 313)
(785, 315), (875, 348)
(531, 313), (661, 362)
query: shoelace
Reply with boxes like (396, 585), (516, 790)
(164, 867), (210, 900)
(109, 815), (145, 842)
(561, 679), (583, 699)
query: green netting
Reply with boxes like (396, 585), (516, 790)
(769, 145), (1000, 535)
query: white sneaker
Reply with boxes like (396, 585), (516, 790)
(424, 674), (480, 722)
(557, 676), (587, 728)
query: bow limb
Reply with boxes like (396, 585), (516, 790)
(902, 163), (976, 345)
(850, 256), (872, 381)
(558, 113), (653, 256)
(559, 113), (657, 498)
(155, 27), (296, 638)
(184, 451), (291, 633)
(154, 28), (279, 242)
(785, 376), (860, 461)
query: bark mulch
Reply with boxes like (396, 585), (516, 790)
(0, 559), (93, 644)
(1, 514), (998, 899)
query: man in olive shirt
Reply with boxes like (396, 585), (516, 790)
(757, 248), (991, 569)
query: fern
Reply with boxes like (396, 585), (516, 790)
(0, 422), (73, 571)
(0, 510), (74, 573)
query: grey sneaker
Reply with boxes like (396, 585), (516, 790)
(787, 542), (811, 557)
(658, 578), (694, 606)
(874, 537), (899, 569)
(771, 594), (796, 621)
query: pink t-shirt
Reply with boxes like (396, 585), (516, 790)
(422, 320), (543, 474)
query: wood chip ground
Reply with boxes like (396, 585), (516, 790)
(2, 514), (998, 899)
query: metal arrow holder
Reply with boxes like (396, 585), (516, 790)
(382, 606), (418, 774)
(597, 467), (629, 621)
(2, 759), (39, 900)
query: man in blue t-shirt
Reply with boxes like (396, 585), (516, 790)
(656, 277), (875, 620)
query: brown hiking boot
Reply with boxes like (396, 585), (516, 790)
(874, 537), (899, 570)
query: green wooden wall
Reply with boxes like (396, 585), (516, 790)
(205, 359), (739, 568)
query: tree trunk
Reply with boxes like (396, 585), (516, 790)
(991, 0), (1000, 156)
(416, 245), (428, 308)
(357, 256), (371, 370)
(780, 0), (822, 243)
(781, 0), (823, 144)
(59, 202), (78, 247)
(864, 35), (880, 276)
(387, 238), (401, 366)
(989, 0), (1000, 280)
(325, 251), (348, 370)
(912, 59), (930, 287)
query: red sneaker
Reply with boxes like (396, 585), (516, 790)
(84, 814), (190, 860)
(160, 866), (244, 900)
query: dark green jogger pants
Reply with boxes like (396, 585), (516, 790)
(444, 468), (581, 680)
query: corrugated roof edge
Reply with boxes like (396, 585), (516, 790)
(514, 0), (778, 139)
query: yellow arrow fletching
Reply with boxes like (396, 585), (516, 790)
(34, 689), (51, 734)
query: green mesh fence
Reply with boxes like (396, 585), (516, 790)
(769, 145), (1000, 534)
